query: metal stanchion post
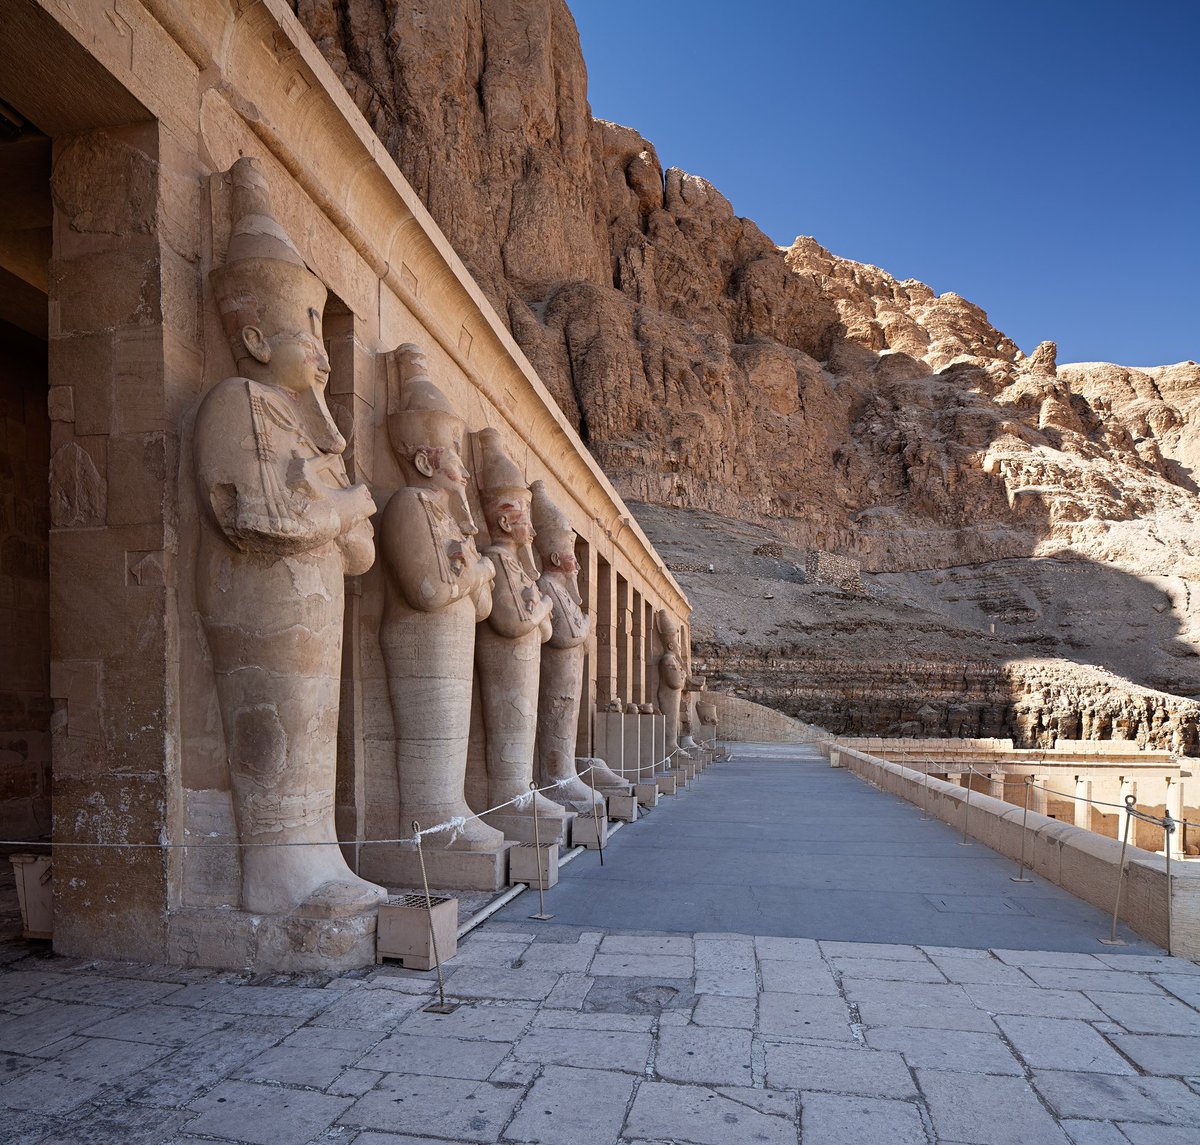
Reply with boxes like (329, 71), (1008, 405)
(413, 820), (457, 1013)
(1099, 796), (1135, 947)
(1164, 812), (1175, 957)
(528, 782), (553, 921)
(591, 777), (605, 867)
(1011, 775), (1033, 883)
(920, 759), (931, 821)
(959, 772), (974, 846)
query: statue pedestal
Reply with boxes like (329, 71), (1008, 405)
(360, 842), (513, 893)
(607, 793), (639, 822)
(485, 810), (574, 847)
(570, 814), (609, 849)
(167, 904), (377, 974)
(377, 894), (458, 970)
(634, 782), (659, 808)
(656, 773), (678, 796)
(509, 842), (559, 889)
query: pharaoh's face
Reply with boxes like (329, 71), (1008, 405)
(496, 501), (535, 546)
(429, 448), (469, 495)
(263, 306), (330, 397)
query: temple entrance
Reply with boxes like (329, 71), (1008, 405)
(0, 104), (51, 851)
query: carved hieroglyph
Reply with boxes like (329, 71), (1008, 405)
(193, 157), (385, 917)
(655, 609), (689, 762)
(473, 430), (563, 826)
(530, 481), (613, 806)
(377, 345), (502, 849)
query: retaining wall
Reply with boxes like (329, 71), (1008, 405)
(826, 743), (1200, 961)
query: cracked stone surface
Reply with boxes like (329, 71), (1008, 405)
(2, 744), (1197, 1143)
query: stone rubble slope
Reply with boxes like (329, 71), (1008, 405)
(295, 0), (1199, 747)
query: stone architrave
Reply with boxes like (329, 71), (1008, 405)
(530, 480), (621, 807)
(375, 345), (503, 857)
(193, 157), (385, 918)
(655, 609), (689, 763)
(473, 430), (564, 837)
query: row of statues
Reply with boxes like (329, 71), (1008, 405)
(193, 159), (693, 917)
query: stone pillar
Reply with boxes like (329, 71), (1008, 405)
(48, 121), (192, 962)
(1074, 777), (1092, 832)
(615, 575), (632, 703)
(638, 710), (657, 774)
(631, 589), (645, 704)
(1030, 775), (1050, 817)
(1165, 777), (1185, 856)
(575, 538), (595, 758)
(622, 708), (641, 781)
(595, 556), (616, 705)
(1118, 777), (1136, 844)
(594, 709), (624, 777)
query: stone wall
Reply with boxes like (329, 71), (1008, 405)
(702, 692), (810, 744)
(0, 324), (50, 840)
(832, 743), (1200, 959)
(804, 551), (864, 592)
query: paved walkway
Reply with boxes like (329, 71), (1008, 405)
(1, 744), (1198, 1144)
(496, 743), (1160, 951)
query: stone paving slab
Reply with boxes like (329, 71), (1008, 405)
(0, 745), (1197, 1144)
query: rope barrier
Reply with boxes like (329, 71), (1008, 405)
(0, 746), (707, 853)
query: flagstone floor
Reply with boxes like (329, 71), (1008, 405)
(2, 745), (1198, 1145)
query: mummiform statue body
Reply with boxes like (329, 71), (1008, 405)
(473, 431), (564, 825)
(656, 609), (690, 764)
(193, 157), (385, 916)
(377, 346), (502, 849)
(530, 481), (612, 809)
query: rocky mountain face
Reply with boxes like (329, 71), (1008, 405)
(295, 0), (1200, 752)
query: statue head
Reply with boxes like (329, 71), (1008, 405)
(385, 344), (476, 532)
(655, 608), (682, 657)
(210, 157), (342, 453)
(476, 428), (534, 547)
(531, 480), (581, 602)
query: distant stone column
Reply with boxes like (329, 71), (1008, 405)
(1165, 778), (1185, 856)
(1073, 777), (1092, 831)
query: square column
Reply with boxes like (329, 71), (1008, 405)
(594, 710), (624, 777)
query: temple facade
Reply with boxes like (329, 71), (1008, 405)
(0, 0), (691, 969)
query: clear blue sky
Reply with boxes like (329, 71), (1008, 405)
(570, 1), (1197, 367)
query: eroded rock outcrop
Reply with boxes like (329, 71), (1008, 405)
(295, 0), (1200, 749)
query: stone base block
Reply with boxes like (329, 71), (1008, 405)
(656, 774), (678, 796)
(634, 782), (659, 808)
(509, 842), (559, 889)
(607, 793), (639, 822)
(571, 815), (609, 849)
(360, 843), (512, 893)
(167, 905), (377, 974)
(377, 893), (458, 970)
(485, 810), (574, 846)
